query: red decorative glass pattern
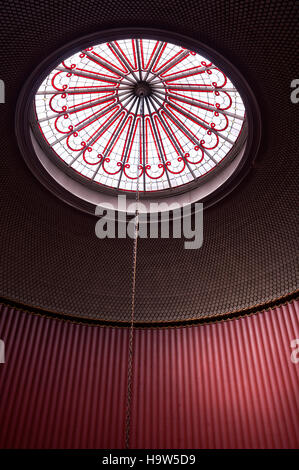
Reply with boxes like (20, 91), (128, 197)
(34, 38), (246, 193)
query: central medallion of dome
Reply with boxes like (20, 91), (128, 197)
(134, 81), (152, 97)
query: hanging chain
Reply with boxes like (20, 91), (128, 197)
(125, 97), (143, 449)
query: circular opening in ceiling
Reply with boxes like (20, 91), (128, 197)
(16, 28), (261, 214)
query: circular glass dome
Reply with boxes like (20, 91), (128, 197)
(33, 37), (246, 196)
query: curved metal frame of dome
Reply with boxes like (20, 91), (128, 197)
(1, 292), (297, 328)
(16, 28), (261, 215)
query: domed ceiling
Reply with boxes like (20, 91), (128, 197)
(0, 0), (298, 324)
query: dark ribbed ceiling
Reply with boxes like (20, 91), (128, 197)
(0, 0), (298, 323)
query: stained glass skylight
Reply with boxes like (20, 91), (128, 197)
(34, 38), (246, 193)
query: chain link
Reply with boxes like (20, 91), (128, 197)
(125, 97), (143, 449)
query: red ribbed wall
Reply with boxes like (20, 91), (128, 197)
(0, 301), (298, 448)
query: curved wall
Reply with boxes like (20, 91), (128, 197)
(0, 300), (298, 448)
